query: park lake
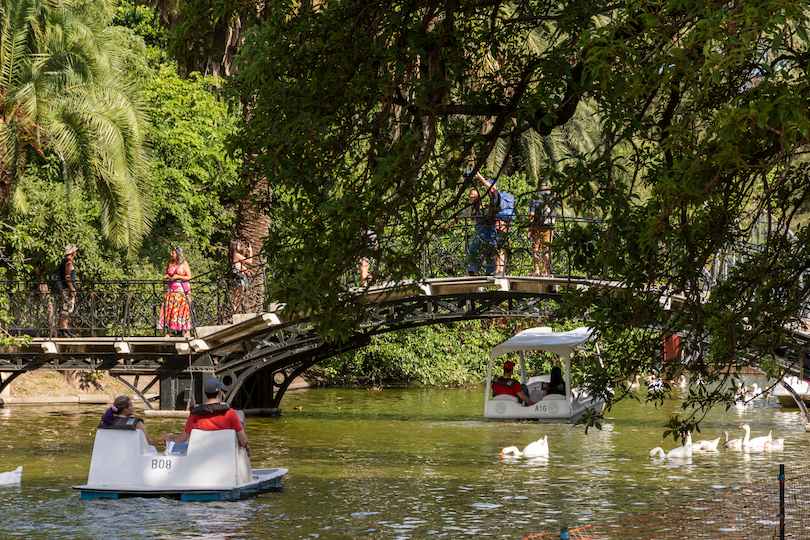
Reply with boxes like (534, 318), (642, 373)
(0, 379), (807, 539)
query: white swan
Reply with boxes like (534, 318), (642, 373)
(500, 436), (549, 457)
(723, 430), (742, 450)
(739, 424), (772, 449)
(0, 466), (22, 486)
(648, 434), (692, 459)
(692, 435), (721, 452)
(764, 438), (784, 451)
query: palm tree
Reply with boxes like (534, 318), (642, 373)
(0, 0), (151, 249)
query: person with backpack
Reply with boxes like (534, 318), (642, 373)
(474, 171), (514, 277)
(53, 243), (79, 337)
(528, 181), (557, 277)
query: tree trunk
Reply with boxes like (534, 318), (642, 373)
(236, 157), (271, 311)
(0, 165), (14, 212)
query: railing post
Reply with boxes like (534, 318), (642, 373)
(779, 463), (785, 540)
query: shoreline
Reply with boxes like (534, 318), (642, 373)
(0, 394), (110, 406)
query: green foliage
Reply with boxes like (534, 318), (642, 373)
(113, 2), (167, 50)
(231, 0), (810, 434)
(139, 65), (242, 273)
(1, 156), (129, 280)
(324, 318), (597, 386)
(0, 0), (152, 250)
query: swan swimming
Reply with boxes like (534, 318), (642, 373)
(500, 436), (549, 457)
(0, 466), (22, 486)
(739, 424), (772, 449)
(722, 430), (742, 450)
(648, 434), (692, 459)
(692, 435), (721, 452)
(764, 438), (785, 451)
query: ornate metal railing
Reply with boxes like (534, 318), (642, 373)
(0, 213), (797, 338)
(349, 215), (598, 286)
(1, 269), (267, 339)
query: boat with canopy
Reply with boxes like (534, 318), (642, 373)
(484, 326), (606, 422)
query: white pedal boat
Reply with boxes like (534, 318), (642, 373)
(73, 426), (288, 501)
(773, 375), (810, 408)
(484, 326), (606, 422)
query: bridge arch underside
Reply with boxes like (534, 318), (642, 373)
(214, 291), (565, 412)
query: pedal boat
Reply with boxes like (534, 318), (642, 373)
(773, 375), (810, 408)
(484, 326), (606, 423)
(73, 425), (288, 501)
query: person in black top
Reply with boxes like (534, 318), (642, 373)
(100, 395), (156, 446)
(57, 243), (78, 337)
(543, 366), (566, 397)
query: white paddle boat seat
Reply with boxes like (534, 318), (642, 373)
(86, 428), (251, 489)
(491, 394), (519, 403)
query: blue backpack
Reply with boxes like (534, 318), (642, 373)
(495, 191), (515, 223)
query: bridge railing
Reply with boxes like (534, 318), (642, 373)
(353, 215), (601, 285)
(1, 213), (800, 338)
(1, 270), (267, 339)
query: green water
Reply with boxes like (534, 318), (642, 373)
(0, 379), (807, 539)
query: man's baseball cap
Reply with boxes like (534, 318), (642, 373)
(204, 377), (225, 393)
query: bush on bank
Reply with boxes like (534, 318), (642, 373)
(319, 319), (587, 387)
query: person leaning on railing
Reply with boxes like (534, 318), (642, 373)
(227, 239), (253, 320)
(528, 180), (557, 277)
(444, 186), (492, 276)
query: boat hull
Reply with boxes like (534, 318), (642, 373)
(773, 376), (810, 408)
(74, 468), (288, 501)
(484, 395), (605, 423)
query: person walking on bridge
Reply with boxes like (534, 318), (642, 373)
(57, 243), (79, 337)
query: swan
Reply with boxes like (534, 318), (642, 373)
(626, 374), (641, 390)
(692, 435), (721, 452)
(0, 466), (22, 486)
(739, 424), (772, 449)
(764, 438), (784, 451)
(723, 430), (742, 450)
(500, 435), (549, 457)
(648, 434), (692, 459)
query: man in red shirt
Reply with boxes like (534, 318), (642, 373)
(491, 360), (535, 405)
(163, 377), (250, 455)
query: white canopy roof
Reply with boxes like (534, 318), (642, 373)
(489, 327), (594, 361)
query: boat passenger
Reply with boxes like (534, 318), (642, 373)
(100, 395), (156, 446)
(543, 366), (566, 397)
(491, 360), (535, 406)
(162, 377), (250, 456)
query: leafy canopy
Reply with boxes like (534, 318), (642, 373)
(0, 0), (152, 250)
(232, 0), (810, 430)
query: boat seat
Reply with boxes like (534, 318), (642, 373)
(491, 394), (518, 403)
(544, 393), (566, 400)
(166, 441), (189, 454)
(86, 428), (251, 489)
